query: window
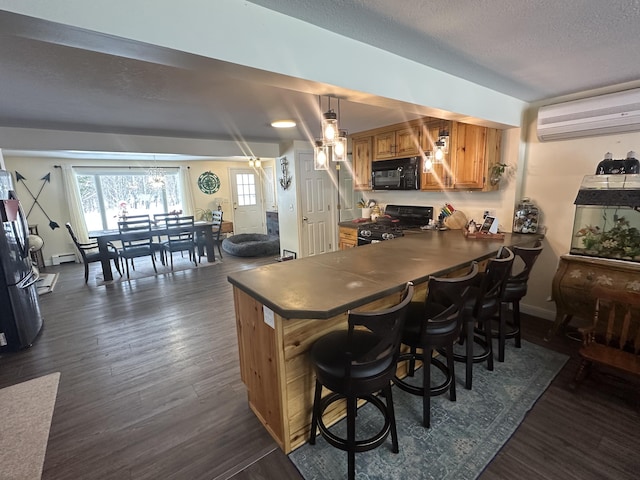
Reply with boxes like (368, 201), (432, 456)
(235, 173), (257, 206)
(75, 168), (182, 231)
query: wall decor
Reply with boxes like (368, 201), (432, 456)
(197, 171), (221, 194)
(279, 157), (292, 190)
(15, 171), (60, 229)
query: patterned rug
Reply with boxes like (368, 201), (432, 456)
(289, 340), (568, 480)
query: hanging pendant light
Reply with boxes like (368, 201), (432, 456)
(434, 139), (445, 161)
(147, 156), (166, 189)
(314, 140), (329, 170)
(332, 130), (348, 162)
(321, 96), (340, 145)
(423, 151), (434, 173)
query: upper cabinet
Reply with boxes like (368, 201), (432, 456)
(373, 125), (421, 160)
(349, 117), (502, 192)
(352, 135), (373, 190)
(420, 120), (502, 192)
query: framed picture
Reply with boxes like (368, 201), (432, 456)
(479, 216), (499, 234)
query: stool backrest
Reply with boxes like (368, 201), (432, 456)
(509, 242), (543, 284)
(471, 247), (515, 316)
(346, 283), (414, 374)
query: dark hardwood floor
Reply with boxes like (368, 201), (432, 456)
(1, 256), (638, 479)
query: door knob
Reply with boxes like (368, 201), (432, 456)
(302, 216), (308, 221)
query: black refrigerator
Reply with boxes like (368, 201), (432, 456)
(0, 169), (43, 351)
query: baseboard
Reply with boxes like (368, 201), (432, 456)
(520, 303), (555, 321)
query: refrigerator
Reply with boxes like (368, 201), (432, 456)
(0, 170), (43, 351)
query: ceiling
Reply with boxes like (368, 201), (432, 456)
(1, 1), (640, 155)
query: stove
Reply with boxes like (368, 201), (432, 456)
(357, 204), (433, 245)
(357, 223), (404, 245)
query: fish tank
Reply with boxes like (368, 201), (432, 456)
(570, 174), (640, 262)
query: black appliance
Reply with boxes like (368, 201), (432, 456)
(0, 170), (43, 351)
(384, 204), (434, 228)
(357, 204), (433, 245)
(371, 157), (420, 190)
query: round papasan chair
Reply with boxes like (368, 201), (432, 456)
(222, 233), (280, 257)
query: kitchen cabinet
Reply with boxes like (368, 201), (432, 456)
(338, 225), (358, 250)
(351, 135), (373, 191)
(374, 125), (421, 160)
(420, 121), (502, 191)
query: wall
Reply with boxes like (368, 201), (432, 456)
(520, 107), (640, 320)
(2, 154), (274, 265)
(276, 142), (304, 258)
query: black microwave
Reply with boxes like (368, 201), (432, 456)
(371, 157), (420, 190)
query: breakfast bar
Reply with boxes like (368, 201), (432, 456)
(227, 230), (541, 453)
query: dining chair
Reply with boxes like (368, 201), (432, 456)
(66, 222), (122, 283)
(122, 214), (164, 263)
(117, 217), (157, 278)
(198, 210), (224, 262)
(162, 215), (198, 270)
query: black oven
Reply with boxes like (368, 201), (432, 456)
(371, 157), (420, 190)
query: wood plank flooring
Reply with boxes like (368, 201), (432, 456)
(0, 255), (638, 479)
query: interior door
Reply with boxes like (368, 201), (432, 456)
(230, 168), (264, 234)
(298, 151), (334, 256)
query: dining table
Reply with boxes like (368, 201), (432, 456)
(89, 221), (218, 281)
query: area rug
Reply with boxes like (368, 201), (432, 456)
(0, 372), (60, 480)
(95, 254), (222, 285)
(289, 340), (568, 480)
(37, 273), (59, 295)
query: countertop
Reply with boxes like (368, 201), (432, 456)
(227, 230), (541, 320)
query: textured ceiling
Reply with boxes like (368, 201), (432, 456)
(1, 1), (640, 154)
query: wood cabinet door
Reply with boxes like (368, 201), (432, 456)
(374, 131), (395, 159)
(451, 122), (486, 189)
(395, 126), (421, 157)
(352, 136), (372, 190)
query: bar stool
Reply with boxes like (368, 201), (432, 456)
(309, 282), (414, 480)
(495, 241), (543, 362)
(454, 247), (515, 390)
(394, 262), (479, 427)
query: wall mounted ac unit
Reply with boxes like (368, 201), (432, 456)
(537, 88), (640, 141)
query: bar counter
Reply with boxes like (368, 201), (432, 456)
(227, 230), (541, 453)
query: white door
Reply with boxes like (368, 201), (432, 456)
(230, 168), (264, 234)
(262, 165), (277, 212)
(298, 151), (335, 256)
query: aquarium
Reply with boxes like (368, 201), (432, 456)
(570, 174), (640, 262)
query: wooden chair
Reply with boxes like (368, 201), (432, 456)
(66, 222), (122, 283)
(117, 217), (157, 278)
(573, 285), (640, 388)
(162, 215), (198, 270)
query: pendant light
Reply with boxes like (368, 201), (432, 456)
(314, 140), (329, 170)
(332, 130), (348, 162)
(423, 151), (434, 173)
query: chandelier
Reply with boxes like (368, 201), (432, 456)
(147, 165), (166, 189)
(314, 96), (348, 170)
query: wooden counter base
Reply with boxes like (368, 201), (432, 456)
(233, 286), (412, 453)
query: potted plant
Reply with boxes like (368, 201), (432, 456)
(489, 163), (510, 186)
(195, 207), (213, 222)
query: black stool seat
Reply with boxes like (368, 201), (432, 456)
(452, 247), (515, 390)
(394, 263), (479, 428)
(309, 283), (414, 480)
(492, 242), (543, 362)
